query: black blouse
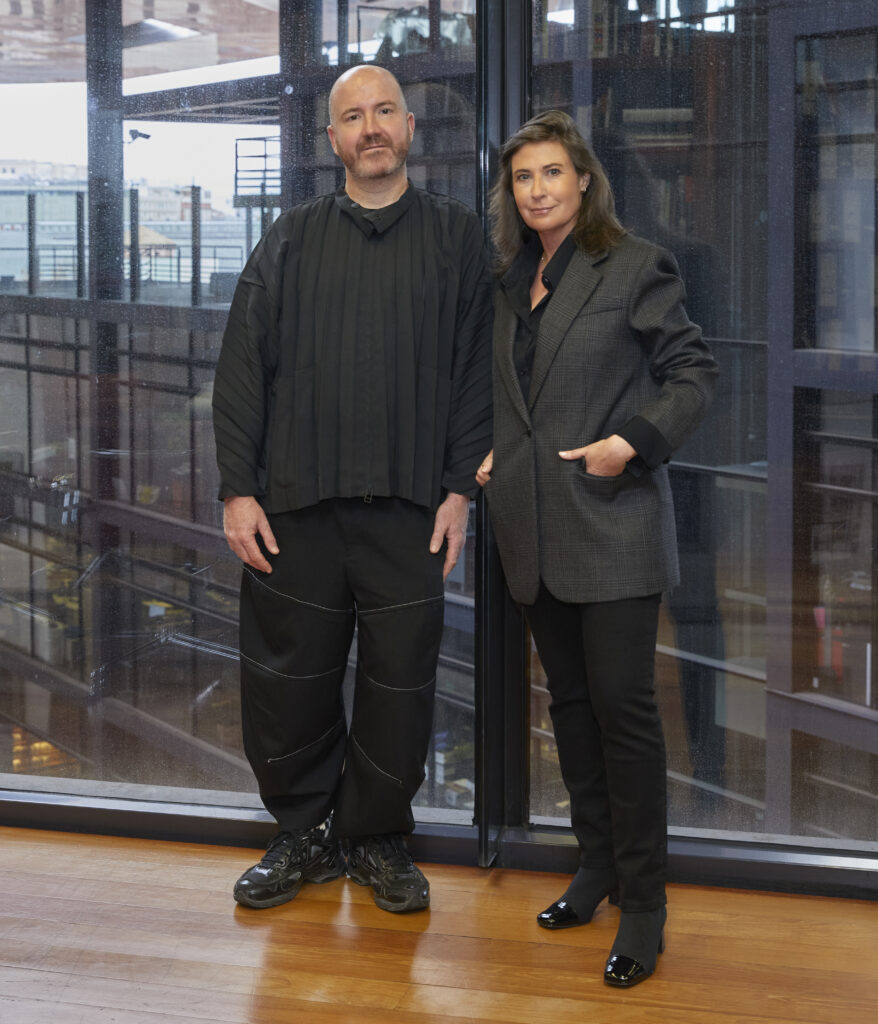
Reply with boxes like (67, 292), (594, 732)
(500, 232), (576, 401)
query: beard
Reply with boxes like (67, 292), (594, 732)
(337, 130), (410, 180)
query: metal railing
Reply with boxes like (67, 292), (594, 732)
(1, 244), (245, 290)
(234, 136), (281, 202)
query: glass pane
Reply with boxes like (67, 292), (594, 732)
(795, 32), (876, 351)
(795, 389), (877, 710)
(0, 112), (87, 297)
(121, 125), (277, 306)
(526, 3), (878, 848)
(793, 733), (878, 843)
(342, 0), (476, 64)
(310, 3), (479, 205)
(0, 308), (248, 800)
(1, 1), (481, 829)
(121, 1), (279, 83)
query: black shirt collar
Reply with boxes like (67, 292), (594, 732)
(542, 232), (577, 291)
(335, 182), (416, 237)
(501, 230), (578, 294)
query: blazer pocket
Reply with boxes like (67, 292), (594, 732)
(575, 463), (628, 490)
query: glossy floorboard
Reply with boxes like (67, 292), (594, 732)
(0, 827), (874, 1024)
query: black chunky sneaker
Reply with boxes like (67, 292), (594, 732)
(345, 833), (430, 913)
(233, 824), (345, 909)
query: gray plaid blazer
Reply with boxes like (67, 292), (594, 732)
(484, 233), (718, 606)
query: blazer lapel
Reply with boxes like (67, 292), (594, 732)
(494, 289), (532, 427)
(528, 249), (605, 411)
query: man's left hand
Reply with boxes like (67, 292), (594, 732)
(430, 491), (470, 580)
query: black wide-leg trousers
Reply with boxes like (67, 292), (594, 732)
(238, 497), (445, 839)
(524, 584), (666, 912)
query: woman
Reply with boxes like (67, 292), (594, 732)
(477, 110), (718, 987)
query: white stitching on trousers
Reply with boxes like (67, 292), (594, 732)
(244, 566), (353, 615)
(240, 651), (346, 681)
(357, 594), (444, 616)
(361, 668), (436, 693)
(266, 715), (345, 764)
(351, 733), (402, 786)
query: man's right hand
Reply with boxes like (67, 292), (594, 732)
(223, 496), (279, 573)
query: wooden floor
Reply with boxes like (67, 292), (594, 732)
(0, 828), (874, 1024)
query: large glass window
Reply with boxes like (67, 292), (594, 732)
(795, 389), (876, 711)
(795, 29), (875, 352)
(527, 0), (878, 850)
(0, 0), (481, 826)
(1, 1), (876, 885)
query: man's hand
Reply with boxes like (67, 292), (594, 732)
(429, 491), (470, 580)
(558, 434), (635, 477)
(223, 495), (279, 573)
(475, 449), (493, 487)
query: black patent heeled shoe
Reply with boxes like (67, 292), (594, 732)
(604, 906), (666, 987)
(537, 867), (619, 930)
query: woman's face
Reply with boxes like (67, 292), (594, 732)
(510, 140), (589, 243)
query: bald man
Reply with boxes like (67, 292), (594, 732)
(213, 66), (493, 913)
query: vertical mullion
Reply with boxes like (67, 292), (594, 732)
(190, 185), (201, 307)
(85, 0), (124, 709)
(474, 0), (532, 868)
(27, 193), (37, 295)
(763, 3), (798, 834)
(129, 188), (140, 304)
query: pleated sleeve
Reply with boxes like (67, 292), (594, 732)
(212, 220), (287, 500)
(441, 212), (494, 498)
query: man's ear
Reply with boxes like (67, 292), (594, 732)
(327, 123), (338, 156)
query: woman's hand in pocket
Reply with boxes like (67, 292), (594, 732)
(559, 435), (635, 477)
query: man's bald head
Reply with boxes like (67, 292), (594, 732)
(326, 64), (414, 197)
(328, 65), (408, 128)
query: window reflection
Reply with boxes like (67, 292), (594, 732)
(796, 389), (877, 711)
(793, 732), (878, 843)
(120, 4), (279, 82)
(1, 1), (876, 860)
(0, 0), (481, 822)
(527, 3), (878, 846)
(795, 32), (876, 351)
(326, 1), (476, 64)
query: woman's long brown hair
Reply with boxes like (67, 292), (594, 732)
(489, 109), (626, 273)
